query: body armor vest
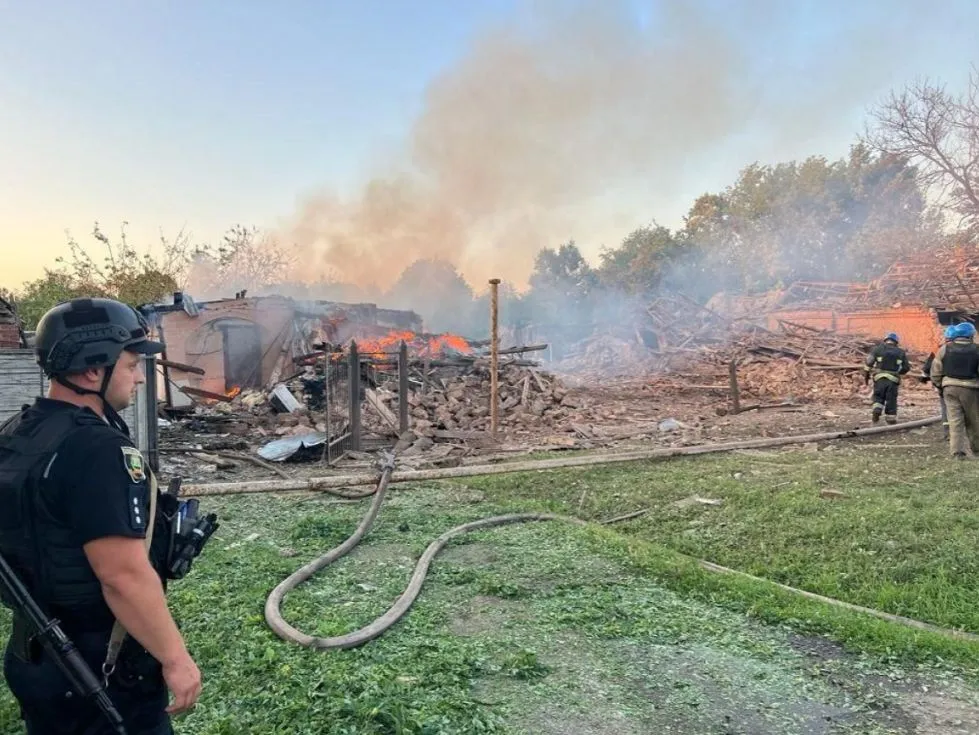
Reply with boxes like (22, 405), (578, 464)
(942, 342), (979, 380)
(873, 344), (905, 374)
(0, 405), (146, 611)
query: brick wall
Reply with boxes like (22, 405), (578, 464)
(766, 307), (942, 353)
(0, 324), (21, 349)
(159, 297), (294, 394)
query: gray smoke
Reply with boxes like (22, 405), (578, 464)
(284, 1), (757, 290)
(280, 0), (972, 317)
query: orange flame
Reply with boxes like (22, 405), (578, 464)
(226, 385), (242, 399)
(427, 334), (471, 355)
(357, 330), (472, 358)
(358, 330), (417, 354)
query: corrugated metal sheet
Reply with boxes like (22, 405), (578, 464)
(0, 350), (135, 428)
(0, 350), (47, 422)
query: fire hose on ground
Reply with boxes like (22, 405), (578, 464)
(264, 449), (588, 649)
(261, 415), (979, 650)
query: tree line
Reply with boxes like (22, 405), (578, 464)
(5, 69), (979, 339)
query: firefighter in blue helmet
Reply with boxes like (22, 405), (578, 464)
(932, 321), (979, 458)
(863, 333), (910, 424)
(920, 325), (958, 439)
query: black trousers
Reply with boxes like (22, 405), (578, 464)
(4, 630), (172, 735)
(872, 378), (899, 416)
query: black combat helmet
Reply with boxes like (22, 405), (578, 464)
(35, 297), (163, 378)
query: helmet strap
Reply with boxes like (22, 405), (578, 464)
(54, 363), (116, 409)
(56, 365), (130, 433)
(55, 374), (100, 398)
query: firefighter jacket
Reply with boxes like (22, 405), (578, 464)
(864, 341), (910, 383)
(931, 338), (979, 390)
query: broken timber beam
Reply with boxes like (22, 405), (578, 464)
(364, 388), (399, 433)
(179, 386), (234, 402)
(728, 360), (741, 414)
(182, 416), (941, 496)
(157, 359), (206, 375)
(498, 343), (548, 355)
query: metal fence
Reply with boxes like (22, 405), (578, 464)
(317, 351), (355, 463)
(351, 341), (410, 444)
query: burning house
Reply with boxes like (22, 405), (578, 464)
(144, 292), (426, 400)
(138, 290), (562, 463)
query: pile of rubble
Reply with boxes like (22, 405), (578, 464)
(696, 245), (979, 314)
(553, 334), (653, 375)
(159, 346), (602, 463)
(553, 301), (931, 403)
(365, 359), (581, 442)
(781, 244), (979, 311)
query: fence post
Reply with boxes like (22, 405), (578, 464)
(348, 341), (361, 451)
(398, 340), (409, 433)
(142, 354), (159, 472)
(489, 278), (501, 438)
(321, 358), (333, 463)
(156, 323), (174, 411)
(133, 376), (147, 458)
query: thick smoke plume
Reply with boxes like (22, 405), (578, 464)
(283, 0), (953, 296)
(286, 1), (754, 290)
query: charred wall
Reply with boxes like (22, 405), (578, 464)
(159, 296), (294, 395)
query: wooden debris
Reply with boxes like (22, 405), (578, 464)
(673, 495), (723, 509)
(364, 388), (399, 432)
(188, 451), (237, 469)
(180, 386), (235, 403)
(362, 360), (579, 441)
(601, 508), (650, 524)
(729, 359), (741, 414)
(157, 359), (206, 375)
(553, 294), (929, 405)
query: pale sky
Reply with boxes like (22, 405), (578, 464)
(2, 0), (977, 292)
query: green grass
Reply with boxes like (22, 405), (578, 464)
(0, 439), (978, 733)
(464, 439), (979, 667)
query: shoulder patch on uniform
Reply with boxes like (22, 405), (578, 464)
(128, 483), (147, 532)
(120, 446), (146, 483)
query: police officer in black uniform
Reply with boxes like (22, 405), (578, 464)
(863, 332), (911, 424)
(0, 298), (202, 734)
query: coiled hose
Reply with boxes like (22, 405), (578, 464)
(264, 450), (586, 649)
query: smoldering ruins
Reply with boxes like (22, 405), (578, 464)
(136, 237), (971, 480)
(108, 0), (977, 480)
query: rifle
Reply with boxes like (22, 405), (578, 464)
(0, 552), (127, 734)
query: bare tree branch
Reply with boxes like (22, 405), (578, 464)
(866, 71), (979, 238)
